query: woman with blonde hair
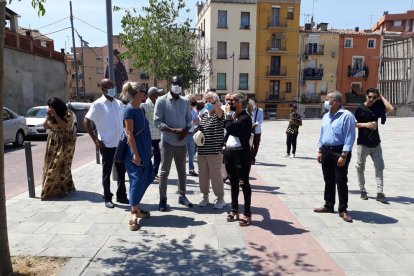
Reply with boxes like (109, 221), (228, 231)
(121, 82), (154, 231)
(197, 92), (226, 208)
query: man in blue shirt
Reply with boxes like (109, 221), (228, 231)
(314, 90), (356, 223)
(154, 75), (193, 211)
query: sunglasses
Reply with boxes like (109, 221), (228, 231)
(367, 96), (377, 100)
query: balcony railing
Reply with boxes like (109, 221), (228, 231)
(266, 92), (284, 101)
(348, 65), (369, 78)
(305, 44), (325, 55)
(267, 40), (286, 51)
(303, 68), (324, 80)
(301, 93), (322, 103)
(268, 17), (287, 28)
(266, 66), (287, 76)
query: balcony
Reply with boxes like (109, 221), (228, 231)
(301, 93), (322, 103)
(305, 44), (324, 55)
(267, 40), (286, 52)
(348, 65), (369, 78)
(303, 68), (324, 80)
(266, 92), (284, 101)
(266, 66), (287, 76)
(268, 17), (287, 28)
(346, 93), (365, 104)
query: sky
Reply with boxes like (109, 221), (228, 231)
(7, 0), (414, 52)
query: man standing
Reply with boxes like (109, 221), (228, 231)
(141, 86), (163, 180)
(154, 75), (193, 211)
(355, 88), (393, 203)
(105, 49), (128, 96)
(84, 79), (128, 208)
(314, 90), (355, 223)
(187, 95), (199, 176)
(285, 104), (302, 158)
(250, 98), (264, 165)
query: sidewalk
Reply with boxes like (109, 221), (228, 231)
(6, 117), (414, 275)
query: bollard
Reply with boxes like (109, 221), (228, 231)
(24, 142), (35, 198)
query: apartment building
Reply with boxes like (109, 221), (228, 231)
(299, 23), (339, 118)
(336, 30), (382, 110)
(372, 10), (414, 32)
(256, 0), (301, 119)
(195, 0), (257, 98)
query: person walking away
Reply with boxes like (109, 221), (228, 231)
(197, 92), (226, 209)
(41, 97), (76, 200)
(355, 88), (393, 203)
(120, 82), (154, 231)
(105, 49), (128, 96)
(285, 104), (302, 158)
(224, 92), (253, 226)
(154, 75), (194, 211)
(84, 78), (128, 208)
(314, 90), (355, 223)
(250, 98), (263, 164)
(141, 86), (162, 180)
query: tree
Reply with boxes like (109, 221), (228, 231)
(1, 2), (46, 275)
(117, 0), (200, 88)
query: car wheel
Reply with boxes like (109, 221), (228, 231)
(13, 130), (25, 147)
(72, 123), (77, 139)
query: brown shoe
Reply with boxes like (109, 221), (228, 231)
(339, 212), (353, 223)
(313, 206), (334, 213)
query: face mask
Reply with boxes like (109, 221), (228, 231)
(191, 101), (197, 107)
(205, 103), (214, 112)
(323, 100), (332, 111)
(171, 84), (182, 94)
(107, 88), (116, 97)
(230, 105), (236, 111)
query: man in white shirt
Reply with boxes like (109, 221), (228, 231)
(250, 98), (264, 165)
(83, 79), (128, 208)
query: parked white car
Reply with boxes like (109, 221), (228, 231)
(3, 107), (29, 147)
(25, 106), (77, 138)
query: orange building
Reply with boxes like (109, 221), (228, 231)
(336, 30), (382, 108)
(371, 10), (414, 33)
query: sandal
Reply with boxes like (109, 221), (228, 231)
(239, 213), (251, 227)
(129, 211), (140, 231)
(137, 209), (151, 218)
(226, 209), (239, 222)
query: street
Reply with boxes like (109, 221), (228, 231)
(4, 134), (96, 200)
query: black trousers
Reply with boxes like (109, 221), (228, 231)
(100, 147), (127, 201)
(224, 148), (251, 214)
(151, 139), (161, 176)
(250, 133), (261, 162)
(286, 133), (298, 154)
(321, 147), (351, 213)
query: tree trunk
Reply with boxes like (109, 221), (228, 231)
(0, 1), (13, 275)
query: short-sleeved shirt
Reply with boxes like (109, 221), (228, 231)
(286, 111), (301, 135)
(355, 104), (381, 148)
(141, 99), (161, 140)
(85, 95), (124, 148)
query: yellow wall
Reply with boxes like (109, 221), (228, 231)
(255, 0), (301, 119)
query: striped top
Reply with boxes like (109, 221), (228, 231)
(197, 113), (224, 155)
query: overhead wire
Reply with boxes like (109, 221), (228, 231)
(73, 16), (107, 33)
(31, 27), (72, 39)
(34, 17), (70, 30)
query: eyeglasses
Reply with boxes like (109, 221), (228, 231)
(367, 96), (377, 100)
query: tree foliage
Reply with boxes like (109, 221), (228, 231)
(117, 0), (199, 88)
(10, 0), (47, 16)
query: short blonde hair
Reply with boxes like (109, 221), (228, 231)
(204, 91), (220, 103)
(121, 81), (145, 102)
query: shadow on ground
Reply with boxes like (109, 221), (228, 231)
(350, 210), (398, 224)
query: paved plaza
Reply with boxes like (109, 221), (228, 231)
(6, 117), (414, 275)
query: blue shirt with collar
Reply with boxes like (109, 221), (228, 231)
(317, 107), (356, 152)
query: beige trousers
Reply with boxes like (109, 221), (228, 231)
(198, 153), (224, 199)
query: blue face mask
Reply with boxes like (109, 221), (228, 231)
(323, 100), (332, 111)
(107, 88), (116, 98)
(205, 102), (214, 112)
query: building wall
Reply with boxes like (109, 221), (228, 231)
(197, 0), (257, 97)
(4, 48), (66, 115)
(337, 34), (381, 106)
(256, 0), (301, 119)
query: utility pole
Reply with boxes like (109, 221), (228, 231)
(106, 0), (114, 84)
(70, 1), (80, 101)
(79, 36), (86, 101)
(230, 52), (235, 93)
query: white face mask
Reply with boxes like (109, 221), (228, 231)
(323, 100), (332, 111)
(171, 84), (182, 95)
(107, 88), (116, 98)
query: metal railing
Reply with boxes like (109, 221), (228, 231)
(303, 68), (324, 80)
(266, 66), (287, 76)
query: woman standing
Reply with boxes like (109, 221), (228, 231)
(285, 104), (302, 158)
(41, 97), (76, 200)
(223, 92), (252, 226)
(121, 82), (154, 231)
(197, 92), (226, 209)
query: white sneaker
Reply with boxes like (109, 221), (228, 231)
(213, 198), (226, 209)
(290, 154), (295, 158)
(198, 197), (209, 207)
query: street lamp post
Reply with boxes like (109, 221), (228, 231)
(229, 52), (235, 93)
(106, 0), (114, 83)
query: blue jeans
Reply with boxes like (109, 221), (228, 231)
(187, 132), (195, 172)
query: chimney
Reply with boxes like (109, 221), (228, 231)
(305, 23), (312, 31)
(318, 23), (328, 31)
(61, 48), (65, 54)
(355, 26), (359, 32)
(384, 11), (388, 15)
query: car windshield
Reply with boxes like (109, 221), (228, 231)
(26, 107), (47, 118)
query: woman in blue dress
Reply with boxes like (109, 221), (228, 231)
(121, 81), (154, 231)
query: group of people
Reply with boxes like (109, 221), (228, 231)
(38, 71), (392, 229)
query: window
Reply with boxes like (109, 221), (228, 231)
(239, 73), (248, 90)
(240, 42), (249, 59)
(287, 7), (294, 20)
(240, 12), (250, 29)
(344, 38), (353, 48)
(271, 33), (284, 50)
(271, 7), (280, 26)
(394, 20), (402, 27)
(96, 67), (104, 74)
(270, 56), (281, 75)
(217, 41), (227, 59)
(96, 56), (103, 60)
(368, 39), (376, 48)
(217, 73), (226, 90)
(351, 82), (363, 93)
(269, 80), (280, 99)
(218, 10), (227, 28)
(285, 82), (292, 93)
